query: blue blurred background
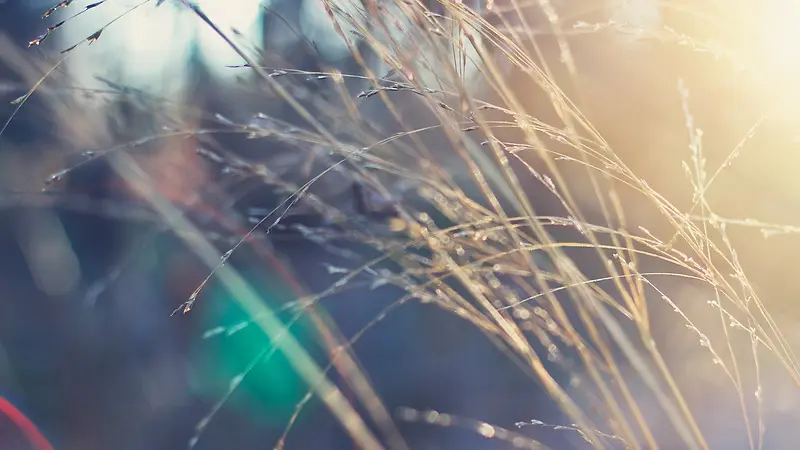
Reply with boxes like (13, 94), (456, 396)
(0, 2), (567, 449)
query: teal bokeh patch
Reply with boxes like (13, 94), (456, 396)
(191, 272), (318, 427)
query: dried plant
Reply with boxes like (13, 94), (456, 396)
(5, 1), (800, 449)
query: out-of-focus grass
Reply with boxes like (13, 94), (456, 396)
(6, 1), (800, 449)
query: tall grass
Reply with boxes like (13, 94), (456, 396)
(7, 0), (800, 449)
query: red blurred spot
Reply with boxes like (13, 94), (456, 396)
(0, 396), (53, 450)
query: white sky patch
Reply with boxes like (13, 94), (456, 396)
(193, 0), (265, 70)
(54, 0), (268, 93)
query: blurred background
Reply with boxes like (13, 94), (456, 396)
(0, 2), (566, 449)
(3, 1), (800, 449)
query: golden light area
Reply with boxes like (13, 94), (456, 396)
(531, 0), (800, 222)
(470, 5), (800, 430)
(755, 0), (800, 79)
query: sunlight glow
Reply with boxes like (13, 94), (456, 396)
(760, 0), (800, 76)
